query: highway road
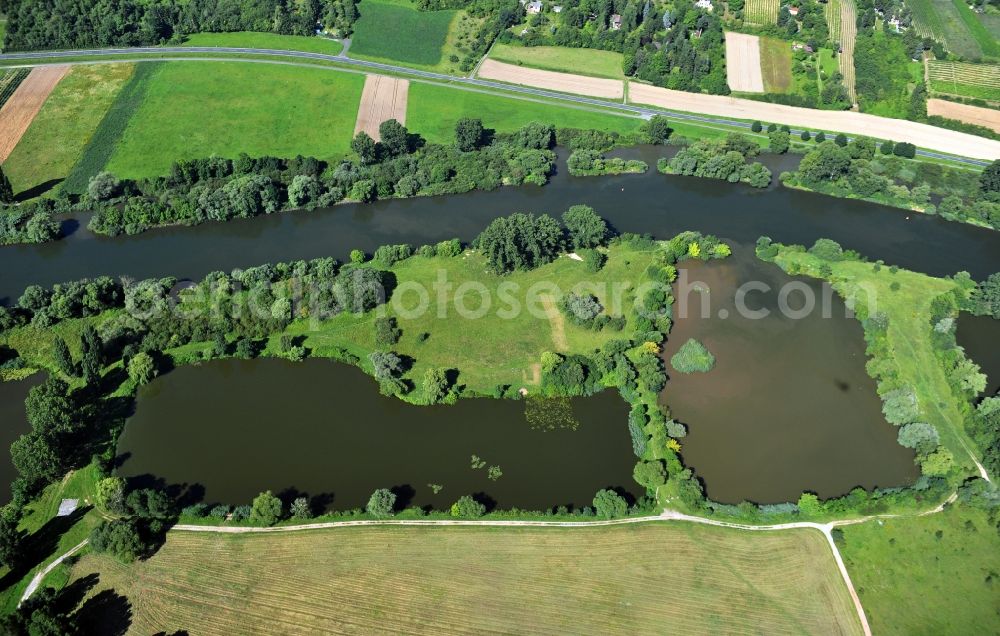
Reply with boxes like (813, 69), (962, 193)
(0, 45), (992, 166)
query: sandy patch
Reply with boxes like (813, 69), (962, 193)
(477, 59), (624, 100)
(354, 74), (409, 141)
(0, 65), (70, 161)
(627, 82), (1000, 160)
(725, 32), (765, 93)
(539, 294), (568, 352)
(928, 99), (1000, 134)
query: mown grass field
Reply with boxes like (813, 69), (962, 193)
(490, 43), (625, 79)
(62, 62), (158, 193)
(349, 0), (457, 68)
(63, 523), (862, 634)
(770, 249), (979, 475)
(104, 62), (364, 179)
(909, 0), (999, 60)
(286, 243), (658, 392)
(928, 59), (1000, 101)
(841, 504), (1000, 634)
(759, 36), (792, 93)
(406, 81), (644, 144)
(3, 64), (133, 197)
(181, 31), (344, 55)
(744, 0), (779, 25)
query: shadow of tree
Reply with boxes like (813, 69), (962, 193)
(73, 589), (133, 636)
(0, 506), (91, 592)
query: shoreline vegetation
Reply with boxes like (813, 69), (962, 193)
(1, 210), (995, 533)
(1, 211), (998, 629)
(3, 116), (999, 246)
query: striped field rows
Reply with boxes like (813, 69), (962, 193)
(839, 0), (858, 105)
(67, 524), (863, 635)
(745, 0), (780, 25)
(928, 60), (1000, 88)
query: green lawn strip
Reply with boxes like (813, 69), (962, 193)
(180, 31), (343, 55)
(769, 249), (980, 473)
(950, 0), (1000, 58)
(103, 61), (365, 179)
(3, 63), (134, 198)
(349, 0), (456, 68)
(489, 43), (625, 79)
(61, 61), (159, 193)
(406, 80), (643, 144)
(840, 504), (1000, 634)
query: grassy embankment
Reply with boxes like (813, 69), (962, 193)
(841, 503), (1000, 634)
(767, 247), (981, 475)
(181, 31), (344, 55)
(349, 0), (461, 71)
(60, 523), (861, 634)
(2, 64), (134, 198)
(103, 62), (365, 179)
(489, 43), (625, 79)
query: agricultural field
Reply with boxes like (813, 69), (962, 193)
(839, 0), (857, 103)
(826, 0), (843, 43)
(725, 32), (765, 93)
(103, 62), (365, 179)
(181, 31), (344, 55)
(927, 97), (1000, 132)
(354, 74), (409, 140)
(2, 64), (133, 198)
(0, 66), (69, 163)
(927, 59), (1000, 101)
(744, 0), (780, 25)
(979, 10), (1000, 40)
(61, 523), (862, 634)
(349, 0), (459, 69)
(759, 36), (793, 93)
(0, 68), (28, 109)
(489, 43), (625, 79)
(405, 81), (643, 145)
(908, 0), (1000, 60)
(840, 504), (1000, 634)
(61, 62), (156, 193)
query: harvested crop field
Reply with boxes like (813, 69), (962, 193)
(725, 32), (765, 93)
(477, 59), (624, 100)
(66, 523), (862, 635)
(354, 74), (409, 141)
(927, 98), (1000, 133)
(626, 81), (1000, 159)
(0, 66), (69, 161)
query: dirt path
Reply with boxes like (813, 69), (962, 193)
(724, 32), (765, 93)
(0, 65), (69, 161)
(477, 59), (624, 100)
(928, 98), (1000, 133)
(839, 0), (858, 106)
(354, 74), (409, 141)
(538, 293), (568, 351)
(18, 540), (87, 607)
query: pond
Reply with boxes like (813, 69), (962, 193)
(957, 312), (1000, 398)
(660, 244), (919, 504)
(0, 373), (44, 504)
(2, 146), (999, 305)
(115, 359), (639, 512)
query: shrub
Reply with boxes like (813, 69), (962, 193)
(897, 422), (940, 453)
(670, 338), (715, 373)
(593, 489), (628, 518)
(450, 495), (486, 517)
(366, 488), (397, 517)
(249, 490), (283, 526)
